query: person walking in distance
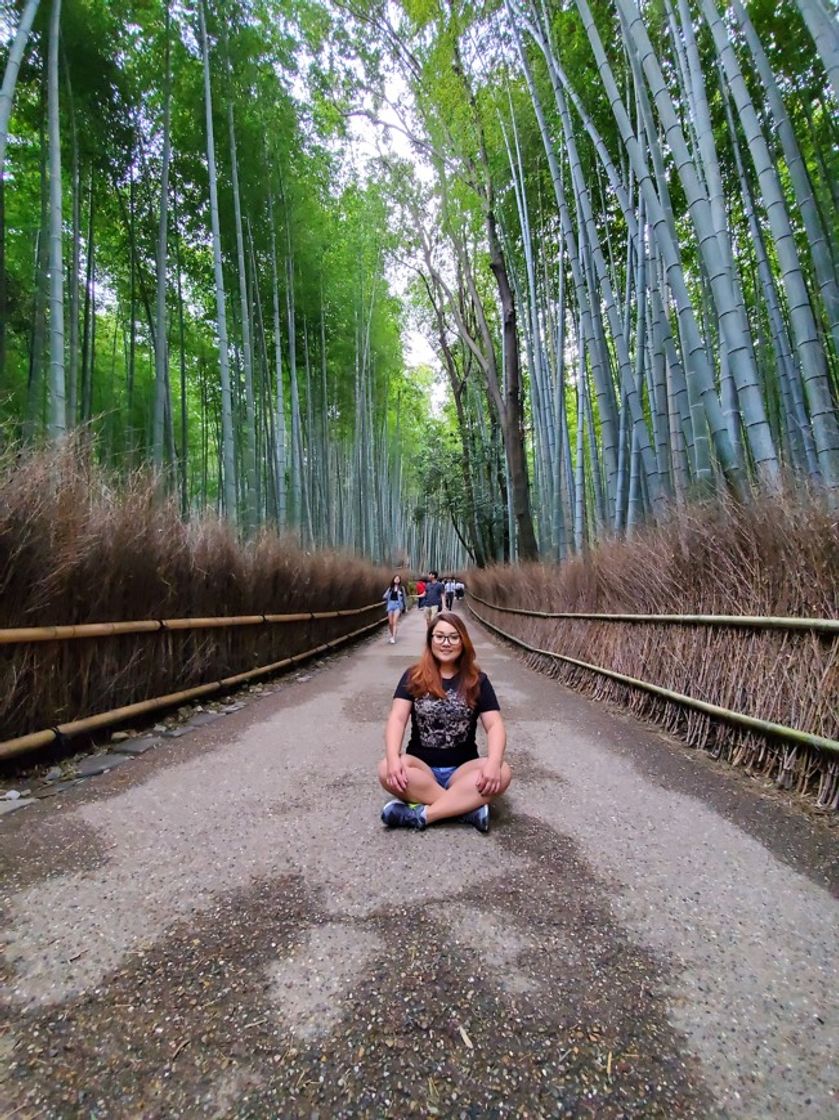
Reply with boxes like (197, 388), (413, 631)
(415, 576), (426, 611)
(378, 613), (511, 832)
(444, 576), (456, 611)
(423, 570), (444, 625)
(382, 575), (407, 644)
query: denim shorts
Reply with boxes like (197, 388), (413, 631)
(431, 765), (459, 789)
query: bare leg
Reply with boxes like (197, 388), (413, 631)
(378, 758), (511, 823)
(378, 757), (445, 806)
(424, 760), (512, 824)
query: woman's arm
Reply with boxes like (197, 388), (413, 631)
(384, 698), (413, 792)
(476, 709), (507, 795)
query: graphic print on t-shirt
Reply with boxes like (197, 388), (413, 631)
(412, 690), (474, 754)
(394, 669), (499, 766)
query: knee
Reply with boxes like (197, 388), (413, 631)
(377, 758), (390, 789)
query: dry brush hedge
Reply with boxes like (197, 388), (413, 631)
(467, 493), (839, 810)
(0, 447), (391, 744)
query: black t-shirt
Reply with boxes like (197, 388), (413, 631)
(423, 580), (444, 608)
(393, 669), (500, 767)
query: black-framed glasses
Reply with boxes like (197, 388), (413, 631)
(432, 632), (461, 646)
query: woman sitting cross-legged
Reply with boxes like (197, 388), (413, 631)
(378, 613), (511, 833)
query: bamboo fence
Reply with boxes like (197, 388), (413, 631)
(0, 602), (382, 645)
(468, 599), (839, 759)
(467, 594), (839, 634)
(467, 594), (839, 809)
(0, 603), (386, 762)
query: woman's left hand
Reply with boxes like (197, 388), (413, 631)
(475, 761), (502, 797)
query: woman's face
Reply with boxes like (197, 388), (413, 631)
(430, 620), (462, 667)
(393, 576), (401, 585)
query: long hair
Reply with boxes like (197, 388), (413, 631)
(406, 612), (481, 706)
(388, 574), (402, 591)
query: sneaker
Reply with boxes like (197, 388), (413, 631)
(381, 800), (427, 829)
(388, 637), (395, 644)
(460, 804), (490, 833)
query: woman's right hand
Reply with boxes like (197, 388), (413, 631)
(386, 758), (409, 793)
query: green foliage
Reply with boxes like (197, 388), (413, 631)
(2, 0), (837, 560)
(0, 0), (433, 546)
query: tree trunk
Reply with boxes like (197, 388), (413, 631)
(153, 0), (172, 471)
(616, 0), (779, 486)
(227, 90), (257, 532)
(47, 0), (65, 439)
(794, 0), (839, 105)
(285, 249), (302, 531)
(25, 82), (49, 443)
(173, 181), (189, 517)
(0, 0), (41, 172)
(572, 0), (741, 490)
(700, 0), (839, 495)
(269, 195), (287, 527)
(199, 0), (237, 521)
(732, 0), (839, 356)
(65, 63), (80, 426)
(80, 170), (95, 424)
(449, 41), (538, 559)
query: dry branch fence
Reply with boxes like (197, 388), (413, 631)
(466, 496), (839, 811)
(0, 605), (386, 760)
(0, 447), (395, 764)
(469, 595), (838, 809)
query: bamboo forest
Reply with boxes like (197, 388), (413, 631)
(1, 0), (838, 567)
(2, 6), (839, 1114)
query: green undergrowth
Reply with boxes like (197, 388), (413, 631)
(467, 492), (839, 811)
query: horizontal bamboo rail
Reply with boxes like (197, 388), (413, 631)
(468, 593), (839, 634)
(0, 602), (382, 645)
(0, 613), (387, 762)
(468, 604), (839, 760)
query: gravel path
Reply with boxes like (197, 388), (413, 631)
(1, 607), (836, 1119)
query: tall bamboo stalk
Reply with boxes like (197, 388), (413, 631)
(46, 0), (65, 440)
(199, 0), (237, 521)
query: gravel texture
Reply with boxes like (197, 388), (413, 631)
(0, 608), (836, 1118)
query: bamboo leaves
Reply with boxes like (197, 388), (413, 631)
(0, 0), (836, 562)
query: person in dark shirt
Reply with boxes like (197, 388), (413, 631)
(422, 569), (445, 624)
(377, 613), (511, 832)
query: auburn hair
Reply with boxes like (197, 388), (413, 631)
(406, 613), (482, 706)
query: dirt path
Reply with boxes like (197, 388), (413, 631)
(1, 607), (836, 1119)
